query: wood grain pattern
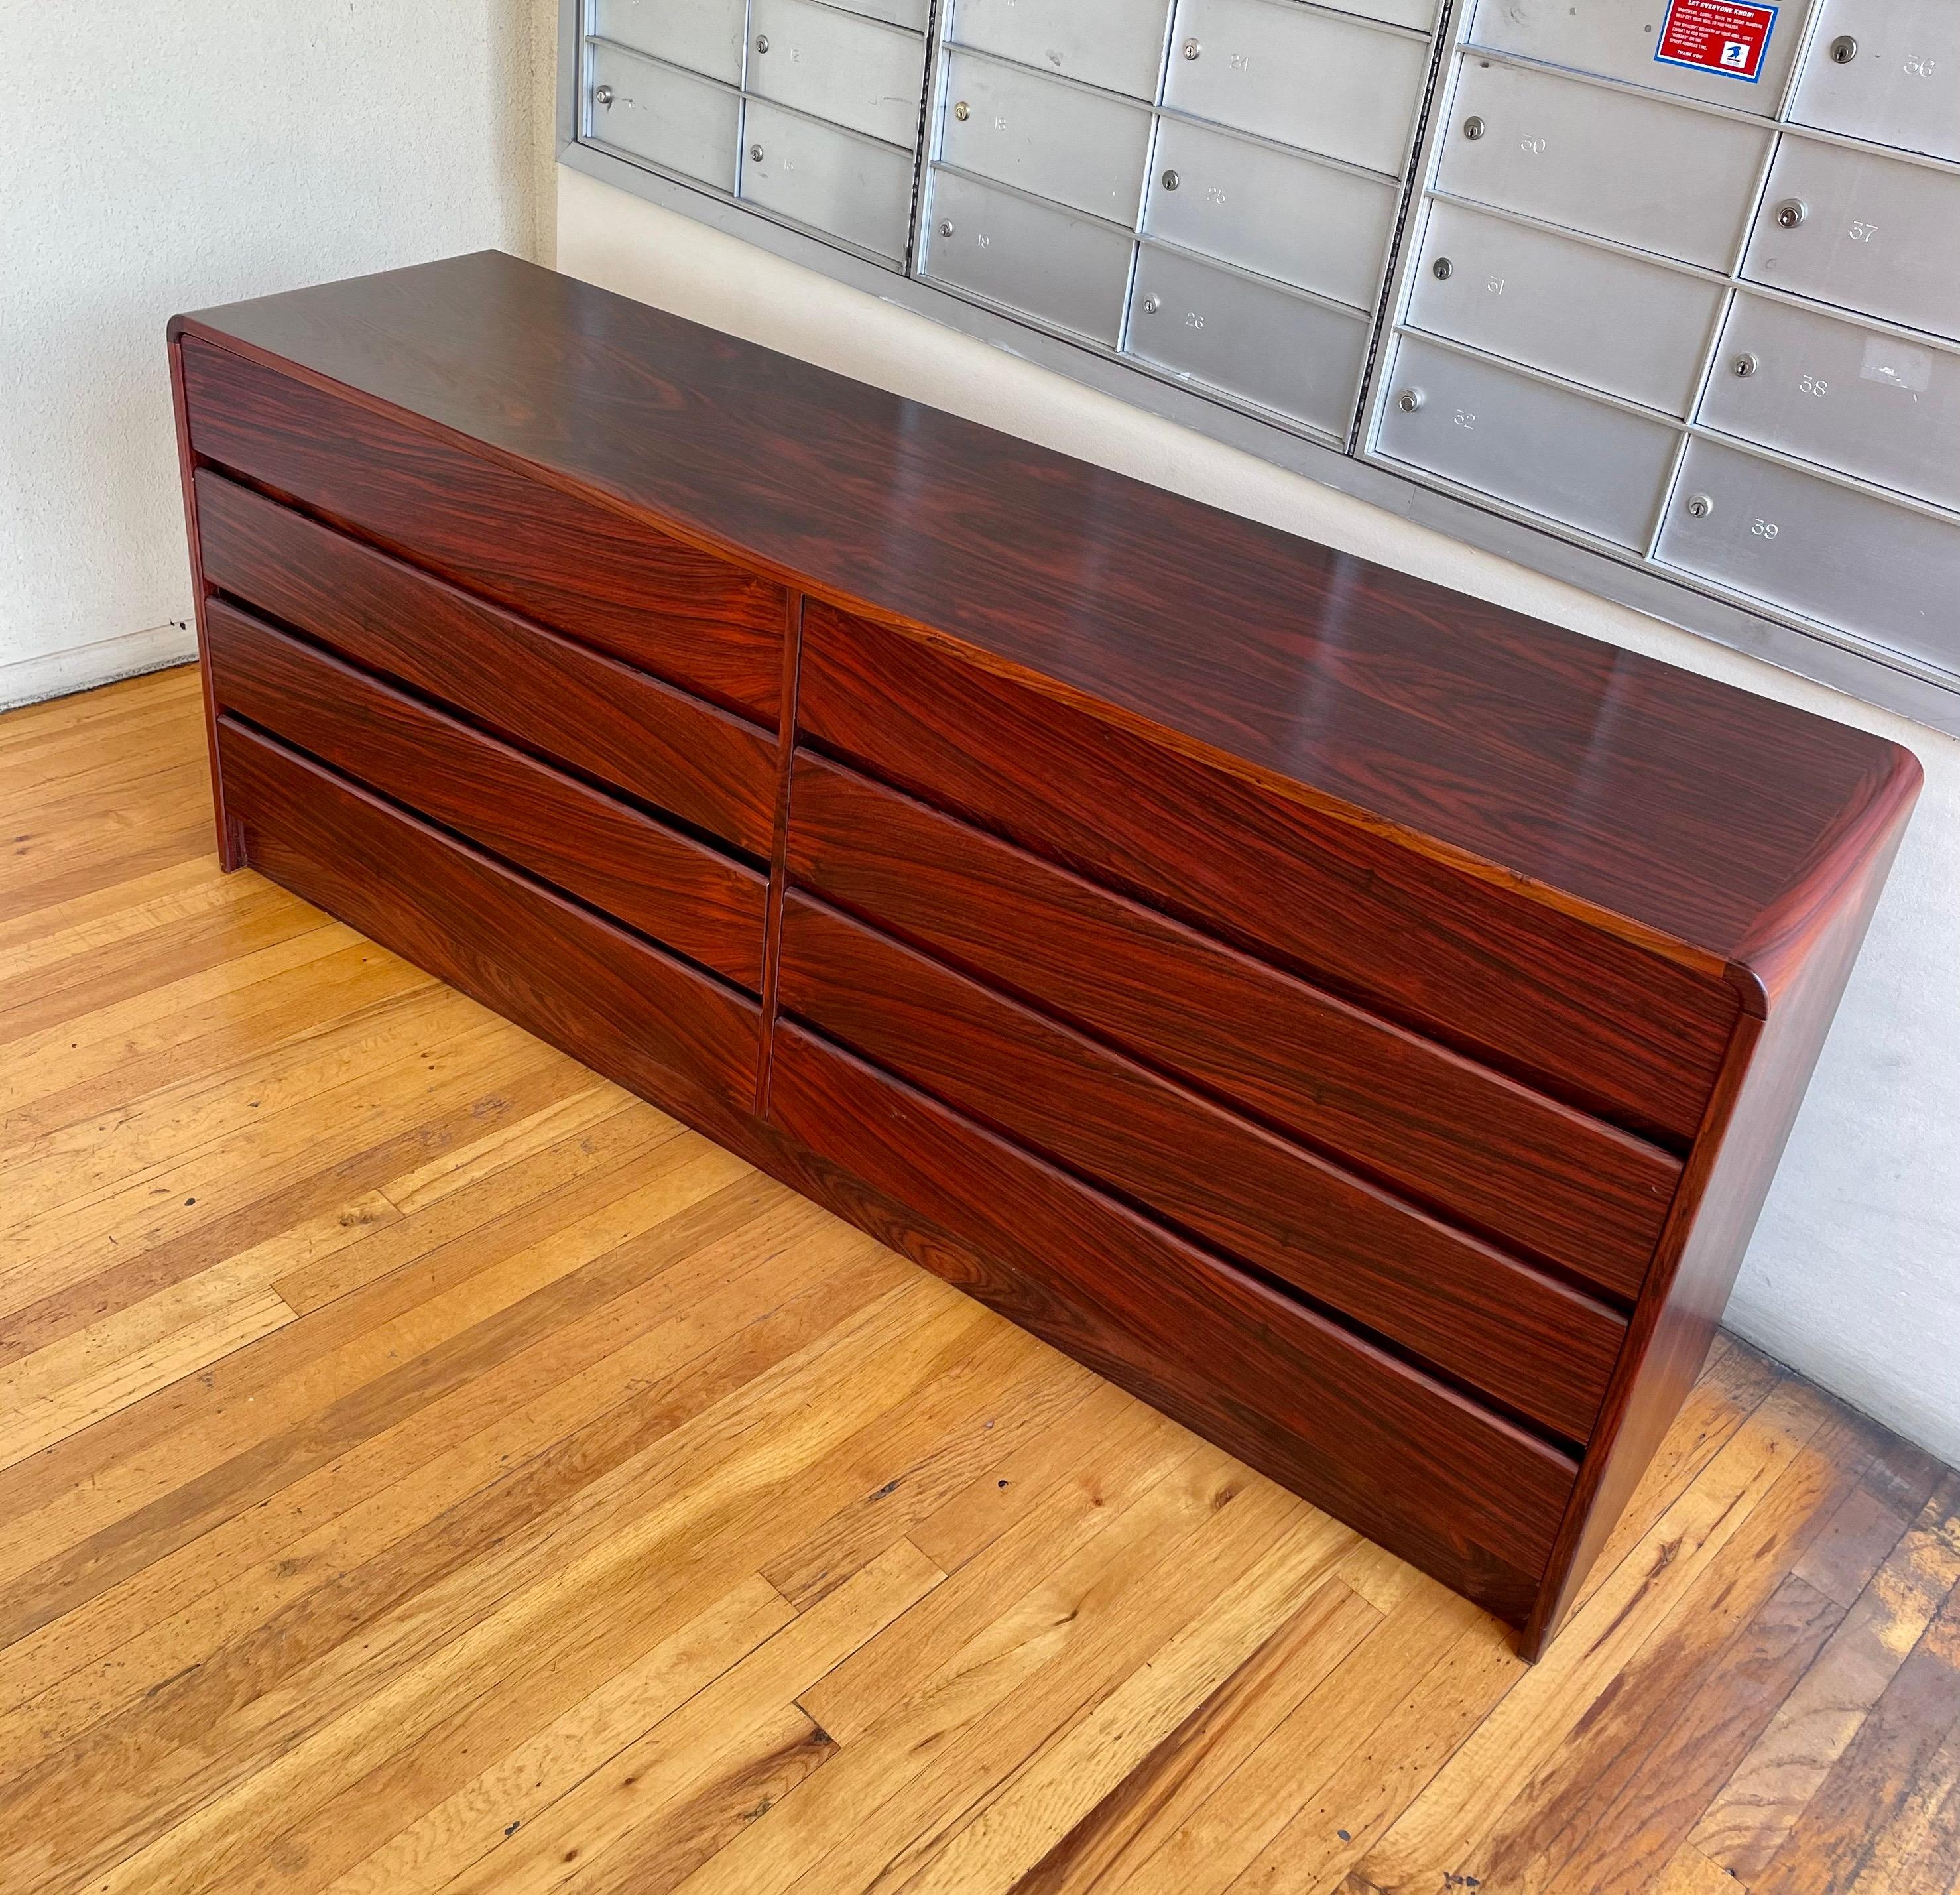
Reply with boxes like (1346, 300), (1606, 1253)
(766, 1020), (1575, 1622)
(215, 718), (761, 1123)
(798, 598), (1737, 1146)
(168, 251), (1918, 975)
(786, 751), (1679, 1297)
(204, 599), (768, 990)
(194, 471), (778, 856)
(2, 666), (1952, 1895)
(778, 892), (1624, 1443)
(178, 336), (785, 722)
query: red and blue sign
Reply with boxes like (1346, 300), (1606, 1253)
(1654, 0), (1778, 83)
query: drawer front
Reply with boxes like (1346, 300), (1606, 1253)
(922, 168), (1134, 345)
(1127, 246), (1371, 434)
(205, 600), (768, 990)
(747, 0), (926, 147)
(1437, 61), (1771, 270)
(1469, 0), (1798, 111)
(1375, 336), (1681, 550)
(594, 0), (747, 83)
(179, 338), (785, 721)
(1743, 139), (1960, 343)
(769, 1021), (1577, 1623)
(1792, 0), (1960, 164)
(951, 0), (1171, 99)
(1162, 0), (1426, 174)
(1144, 117), (1398, 310)
(796, 601), (1739, 1146)
(1656, 438), (1960, 673)
(1699, 294), (1960, 513)
(780, 894), (1626, 1440)
(1408, 200), (1725, 417)
(740, 99), (916, 261)
(939, 50), (1154, 224)
(219, 721), (763, 1122)
(786, 753), (1679, 1299)
(194, 471), (779, 856)
(588, 42), (741, 190)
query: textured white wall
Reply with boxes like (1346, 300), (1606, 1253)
(558, 167), (1960, 1463)
(0, 1), (561, 707)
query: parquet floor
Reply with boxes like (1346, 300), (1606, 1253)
(1, 664), (1957, 1895)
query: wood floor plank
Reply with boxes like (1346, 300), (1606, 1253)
(1, 666), (1955, 1895)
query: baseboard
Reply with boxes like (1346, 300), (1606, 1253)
(0, 622), (199, 712)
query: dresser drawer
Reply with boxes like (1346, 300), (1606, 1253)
(179, 337), (785, 721)
(196, 472), (778, 857)
(206, 601), (768, 990)
(217, 721), (763, 1119)
(796, 602), (1739, 1145)
(786, 754), (1677, 1299)
(778, 892), (1623, 1439)
(768, 1021), (1577, 1623)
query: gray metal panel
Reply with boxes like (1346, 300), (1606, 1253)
(1162, 0), (1428, 174)
(587, 42), (741, 191)
(1329, 0), (1440, 29)
(1437, 59), (1773, 268)
(594, 0), (747, 82)
(922, 168), (1136, 343)
(939, 50), (1154, 223)
(1792, 0), (1960, 162)
(949, 0), (1174, 99)
(1744, 139), (1960, 343)
(1469, 0), (1801, 114)
(1126, 244), (1370, 431)
(1700, 294), (1960, 512)
(1658, 436), (1960, 670)
(1375, 335), (1682, 547)
(740, 99), (916, 259)
(1407, 198), (1726, 415)
(829, 0), (932, 28)
(747, 0), (928, 147)
(1144, 117), (1398, 308)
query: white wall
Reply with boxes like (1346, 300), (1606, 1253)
(0, 1), (561, 708)
(558, 166), (1960, 1465)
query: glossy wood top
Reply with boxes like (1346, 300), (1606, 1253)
(172, 250), (1921, 986)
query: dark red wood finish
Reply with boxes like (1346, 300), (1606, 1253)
(778, 892), (1626, 1441)
(170, 252), (1912, 969)
(179, 338), (784, 722)
(171, 251), (1923, 1654)
(195, 471), (778, 857)
(215, 720), (763, 1121)
(786, 751), (1678, 1297)
(767, 1021), (1577, 1622)
(204, 601), (768, 990)
(798, 601), (1735, 1146)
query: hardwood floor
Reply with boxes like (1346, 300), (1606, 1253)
(1, 662), (1955, 1895)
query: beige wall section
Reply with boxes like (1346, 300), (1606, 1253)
(0, 0), (563, 709)
(555, 166), (1960, 1465)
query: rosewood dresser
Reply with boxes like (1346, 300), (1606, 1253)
(169, 250), (1920, 1658)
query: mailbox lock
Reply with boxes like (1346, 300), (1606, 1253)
(953, 100), (971, 119)
(1396, 388), (1424, 414)
(755, 32), (770, 52)
(1731, 352), (1758, 378)
(1182, 38), (1201, 59)
(1462, 115), (1486, 141)
(1432, 257), (1453, 280)
(1142, 294), (1162, 314)
(1685, 493), (1714, 519)
(1162, 169), (1182, 191)
(593, 84), (613, 108)
(1829, 34), (1859, 62)
(1775, 198), (1807, 229)
(938, 219), (954, 237)
(750, 143), (765, 161)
